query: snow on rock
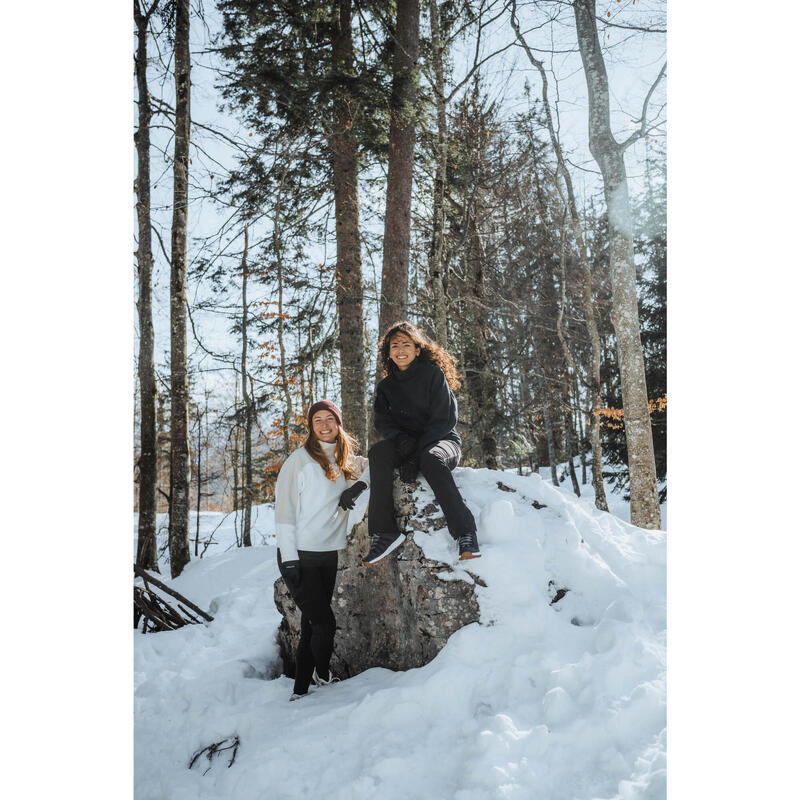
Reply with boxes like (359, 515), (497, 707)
(135, 467), (665, 800)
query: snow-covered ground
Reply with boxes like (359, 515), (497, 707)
(134, 468), (666, 799)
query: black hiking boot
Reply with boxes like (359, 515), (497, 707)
(458, 531), (481, 560)
(363, 532), (405, 566)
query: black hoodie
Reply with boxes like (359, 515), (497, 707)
(373, 356), (461, 455)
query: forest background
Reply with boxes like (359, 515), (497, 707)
(2, 2), (799, 799)
(133, 0), (668, 577)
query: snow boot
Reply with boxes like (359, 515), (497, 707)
(457, 531), (481, 560)
(363, 532), (405, 566)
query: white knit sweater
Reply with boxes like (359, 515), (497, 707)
(274, 441), (370, 561)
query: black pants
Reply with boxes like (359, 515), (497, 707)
(367, 437), (476, 539)
(277, 548), (338, 695)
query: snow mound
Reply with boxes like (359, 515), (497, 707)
(135, 468), (665, 800)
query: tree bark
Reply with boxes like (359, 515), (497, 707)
(463, 212), (498, 468)
(564, 405), (580, 496)
(329, 0), (367, 446)
(240, 226), (253, 547)
(427, 0), (449, 346)
(168, 0), (192, 577)
(273, 174), (293, 455)
(573, 0), (660, 528)
(194, 402), (202, 556)
(134, 0), (160, 572)
(377, 0), (420, 352)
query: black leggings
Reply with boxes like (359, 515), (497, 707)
(367, 437), (476, 538)
(278, 548), (338, 695)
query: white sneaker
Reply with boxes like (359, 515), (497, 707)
(289, 692), (307, 702)
(312, 667), (341, 687)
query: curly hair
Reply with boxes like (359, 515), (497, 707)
(377, 321), (462, 391)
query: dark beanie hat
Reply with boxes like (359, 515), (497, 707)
(307, 399), (343, 429)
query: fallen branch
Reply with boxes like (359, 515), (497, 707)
(134, 564), (214, 622)
(188, 736), (241, 775)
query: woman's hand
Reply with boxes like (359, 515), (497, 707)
(395, 433), (418, 460)
(282, 560), (302, 594)
(338, 480), (367, 510)
(399, 459), (419, 484)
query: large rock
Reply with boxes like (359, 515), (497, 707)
(274, 478), (482, 679)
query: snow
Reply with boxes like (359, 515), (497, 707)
(134, 468), (665, 799)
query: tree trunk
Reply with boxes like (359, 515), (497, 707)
(573, 0), (660, 528)
(168, 0), (192, 577)
(564, 405), (580, 496)
(543, 402), (559, 485)
(134, 0), (160, 572)
(231, 376), (240, 513)
(463, 213), (498, 468)
(274, 177), (293, 455)
(510, 1), (608, 511)
(427, 0), (449, 346)
(329, 0), (367, 446)
(377, 0), (420, 352)
(195, 403), (202, 556)
(240, 227), (253, 548)
(575, 374), (587, 486)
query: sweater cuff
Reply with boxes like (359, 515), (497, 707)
(276, 523), (299, 562)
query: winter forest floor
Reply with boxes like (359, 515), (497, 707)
(134, 462), (666, 800)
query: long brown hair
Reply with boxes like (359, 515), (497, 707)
(303, 414), (361, 482)
(378, 321), (462, 391)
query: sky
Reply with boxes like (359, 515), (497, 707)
(3, 1), (800, 798)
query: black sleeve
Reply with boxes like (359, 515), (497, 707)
(373, 383), (404, 440)
(422, 366), (457, 444)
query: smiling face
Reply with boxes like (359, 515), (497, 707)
(388, 332), (419, 371)
(311, 410), (339, 443)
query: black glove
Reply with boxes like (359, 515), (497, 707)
(399, 459), (419, 484)
(338, 480), (367, 510)
(282, 560), (301, 594)
(395, 433), (418, 460)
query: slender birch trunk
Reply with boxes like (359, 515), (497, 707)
(168, 0), (192, 577)
(273, 176), (293, 454)
(240, 227), (253, 548)
(134, 0), (160, 571)
(195, 404), (202, 556)
(573, 0), (660, 528)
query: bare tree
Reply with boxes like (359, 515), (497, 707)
(135, 0), (161, 571)
(168, 0), (192, 576)
(573, 0), (663, 528)
(239, 226), (253, 547)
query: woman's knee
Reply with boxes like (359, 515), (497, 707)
(419, 447), (446, 471)
(368, 438), (395, 462)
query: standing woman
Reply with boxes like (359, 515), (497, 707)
(363, 321), (481, 566)
(275, 400), (369, 700)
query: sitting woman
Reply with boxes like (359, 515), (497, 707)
(363, 321), (480, 566)
(274, 399), (369, 700)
